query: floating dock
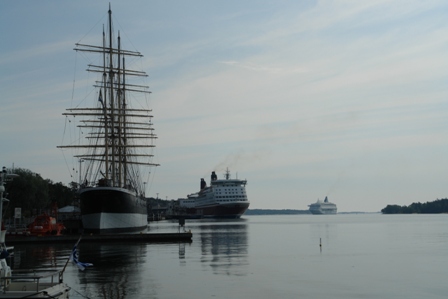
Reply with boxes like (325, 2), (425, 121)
(6, 232), (192, 245)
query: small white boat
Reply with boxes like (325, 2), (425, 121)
(0, 167), (70, 298)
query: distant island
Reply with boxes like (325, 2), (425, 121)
(381, 198), (448, 214)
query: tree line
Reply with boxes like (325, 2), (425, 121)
(381, 198), (448, 214)
(3, 168), (76, 219)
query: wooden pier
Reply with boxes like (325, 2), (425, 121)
(6, 232), (192, 245)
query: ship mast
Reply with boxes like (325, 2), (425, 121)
(108, 5), (116, 185)
(102, 23), (109, 181)
(122, 56), (127, 187)
(58, 5), (159, 192)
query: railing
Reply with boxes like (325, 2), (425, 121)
(0, 269), (64, 293)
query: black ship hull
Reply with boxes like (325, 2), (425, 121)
(185, 202), (250, 219)
(79, 187), (148, 234)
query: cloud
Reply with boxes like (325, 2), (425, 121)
(0, 40), (73, 66)
(2, 1), (448, 211)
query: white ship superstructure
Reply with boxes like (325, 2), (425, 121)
(176, 169), (250, 218)
(309, 196), (337, 215)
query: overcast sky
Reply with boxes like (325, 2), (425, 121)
(1, 0), (448, 212)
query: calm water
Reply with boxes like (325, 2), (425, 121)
(9, 214), (448, 299)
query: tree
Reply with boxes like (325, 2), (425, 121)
(381, 205), (403, 214)
(47, 180), (75, 208)
(4, 168), (76, 219)
(5, 168), (48, 218)
(381, 198), (448, 214)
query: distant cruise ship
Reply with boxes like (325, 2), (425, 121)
(308, 196), (337, 215)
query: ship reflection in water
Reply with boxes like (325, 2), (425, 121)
(11, 244), (68, 270)
(9, 216), (448, 299)
(197, 219), (249, 275)
(13, 243), (151, 298)
(11, 219), (249, 298)
(75, 243), (151, 298)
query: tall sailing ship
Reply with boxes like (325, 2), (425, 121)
(58, 6), (158, 234)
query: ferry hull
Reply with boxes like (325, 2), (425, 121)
(308, 204), (337, 215)
(80, 187), (148, 234)
(309, 209), (337, 215)
(186, 202), (250, 219)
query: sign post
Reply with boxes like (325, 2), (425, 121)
(14, 207), (21, 227)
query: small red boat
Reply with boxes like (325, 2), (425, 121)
(27, 203), (66, 236)
(28, 213), (65, 236)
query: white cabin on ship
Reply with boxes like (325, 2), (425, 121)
(177, 169), (250, 218)
(309, 196), (337, 215)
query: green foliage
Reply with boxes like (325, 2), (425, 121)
(46, 180), (75, 208)
(381, 198), (448, 214)
(3, 168), (76, 218)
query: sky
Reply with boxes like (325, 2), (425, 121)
(1, 0), (448, 212)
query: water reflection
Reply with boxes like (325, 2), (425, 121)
(6, 216), (448, 299)
(197, 219), (249, 275)
(10, 219), (250, 297)
(75, 243), (149, 298)
(178, 242), (186, 259)
(10, 244), (70, 270)
(313, 223), (332, 247)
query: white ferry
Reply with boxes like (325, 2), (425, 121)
(175, 169), (250, 218)
(309, 196), (337, 215)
